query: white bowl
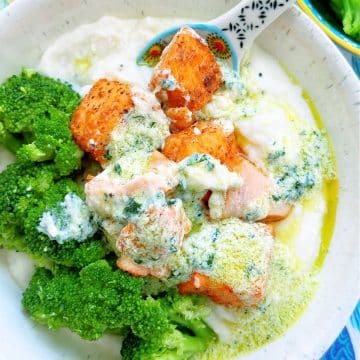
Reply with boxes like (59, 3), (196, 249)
(0, 1), (359, 359)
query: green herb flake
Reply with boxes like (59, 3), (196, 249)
(167, 198), (177, 206)
(206, 253), (215, 267)
(267, 149), (286, 163)
(245, 262), (261, 279)
(123, 198), (142, 217)
(103, 148), (112, 161)
(114, 163), (122, 175)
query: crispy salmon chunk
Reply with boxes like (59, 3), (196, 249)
(178, 272), (245, 307)
(179, 270), (267, 308)
(149, 27), (222, 115)
(163, 121), (290, 222)
(165, 107), (194, 132)
(85, 150), (191, 279)
(179, 219), (274, 307)
(71, 79), (134, 163)
(266, 202), (292, 222)
(116, 202), (192, 279)
(218, 154), (273, 220)
(85, 151), (179, 219)
(210, 154), (291, 222)
(163, 121), (237, 163)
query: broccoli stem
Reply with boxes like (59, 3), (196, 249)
(158, 335), (207, 360)
(181, 333), (210, 354)
(168, 310), (214, 341)
(18, 143), (55, 162)
(0, 123), (23, 154)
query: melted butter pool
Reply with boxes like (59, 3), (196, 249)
(302, 90), (338, 270)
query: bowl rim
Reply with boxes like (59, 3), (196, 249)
(0, 1), (359, 359)
(297, 0), (360, 56)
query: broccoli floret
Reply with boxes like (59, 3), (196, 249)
(23, 179), (107, 267)
(16, 107), (83, 176)
(0, 162), (56, 251)
(0, 162), (108, 267)
(0, 69), (82, 175)
(53, 141), (84, 176)
(331, 0), (360, 41)
(22, 261), (215, 357)
(121, 291), (215, 360)
(22, 260), (171, 341)
(0, 69), (79, 133)
(121, 329), (207, 360)
(0, 163), (56, 227)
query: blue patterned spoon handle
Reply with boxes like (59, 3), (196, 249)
(137, 0), (294, 70)
(212, 0), (294, 65)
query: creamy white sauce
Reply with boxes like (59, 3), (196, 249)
(106, 86), (170, 162)
(233, 97), (303, 167)
(247, 46), (315, 126)
(183, 218), (274, 299)
(205, 309), (235, 344)
(37, 193), (97, 244)
(178, 154), (243, 192)
(293, 199), (325, 267)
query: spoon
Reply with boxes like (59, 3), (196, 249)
(137, 0), (295, 71)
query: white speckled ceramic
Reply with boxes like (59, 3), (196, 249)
(0, 1), (358, 359)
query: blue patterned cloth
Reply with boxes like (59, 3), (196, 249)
(322, 301), (360, 360)
(0, 1), (359, 358)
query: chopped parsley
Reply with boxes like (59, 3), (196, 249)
(245, 262), (262, 279)
(166, 198), (178, 206)
(185, 153), (215, 171)
(267, 128), (334, 203)
(169, 236), (178, 253)
(267, 149), (286, 163)
(211, 228), (220, 242)
(160, 78), (177, 91)
(123, 198), (142, 217)
(114, 163), (122, 175)
(206, 253), (215, 267)
(103, 148), (112, 160)
(275, 165), (316, 202)
(243, 207), (264, 223)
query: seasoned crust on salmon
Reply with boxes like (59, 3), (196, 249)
(149, 27), (222, 112)
(71, 79), (134, 163)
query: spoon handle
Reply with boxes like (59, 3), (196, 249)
(211, 0), (294, 58)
